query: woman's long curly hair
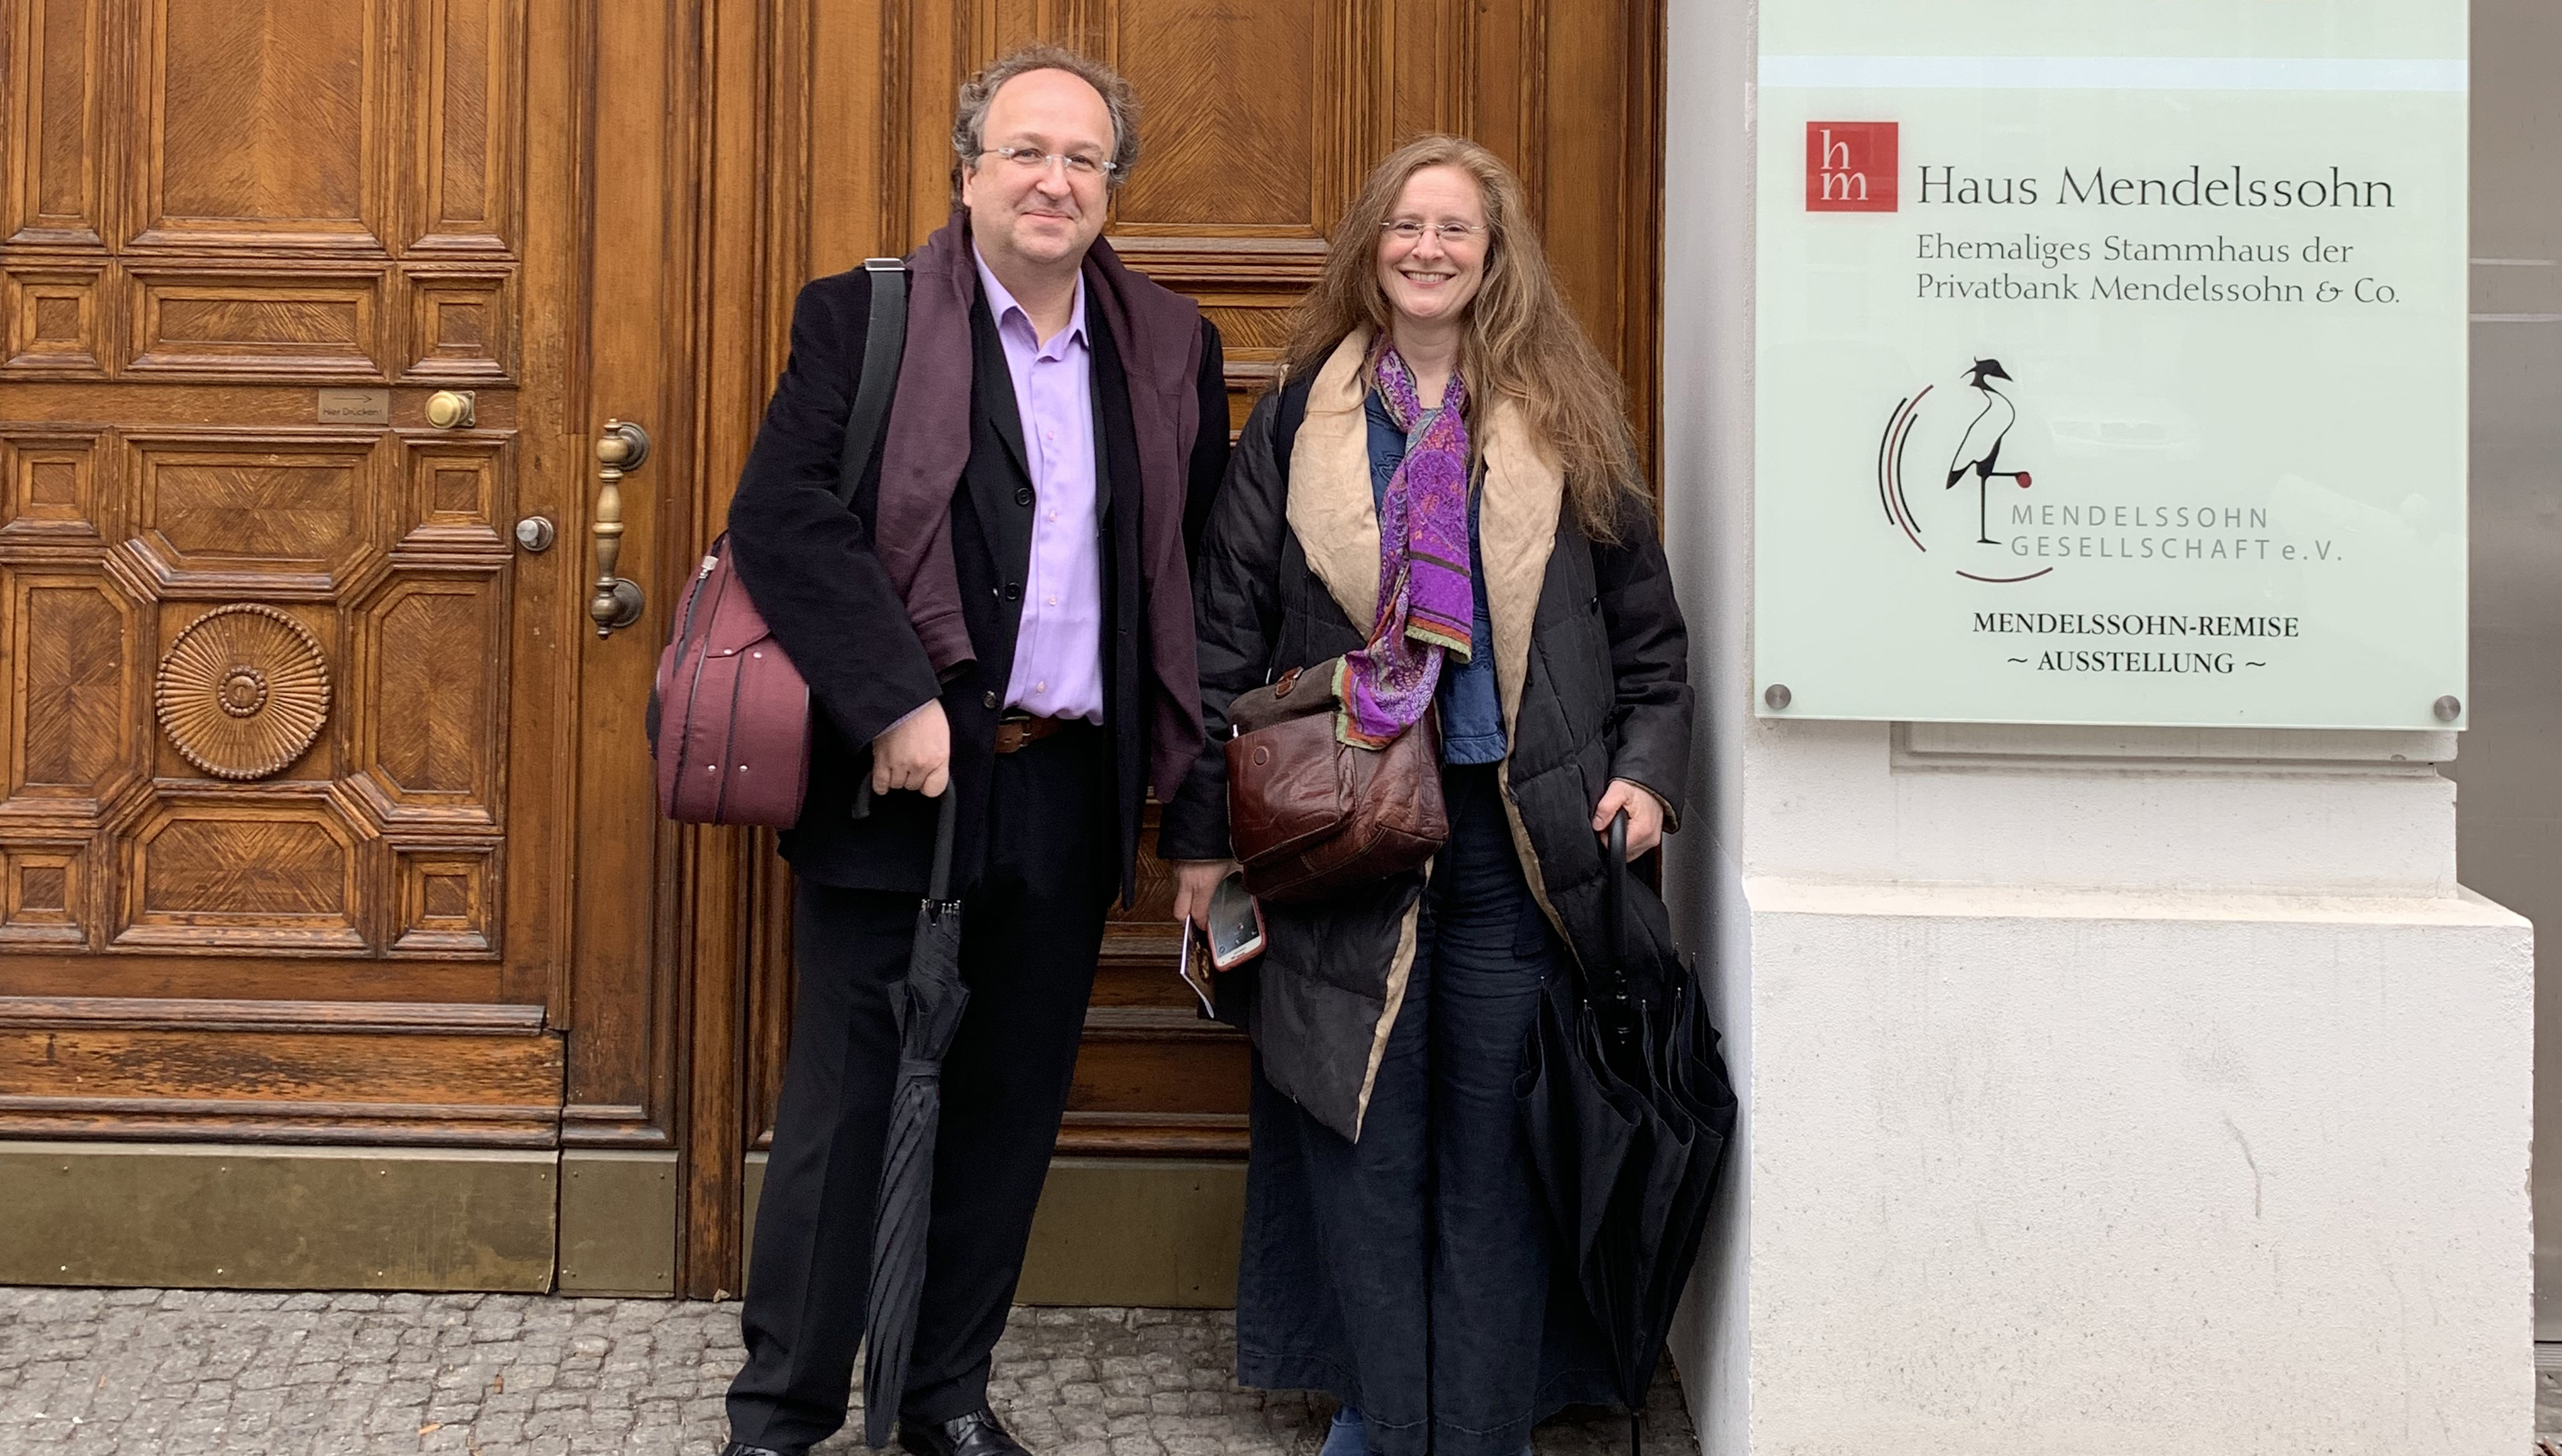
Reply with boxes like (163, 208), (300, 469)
(1279, 133), (1645, 542)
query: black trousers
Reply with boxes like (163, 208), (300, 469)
(728, 725), (1112, 1453)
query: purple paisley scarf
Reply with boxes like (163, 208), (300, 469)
(1335, 346), (1472, 749)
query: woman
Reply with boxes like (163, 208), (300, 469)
(1158, 136), (1692, 1456)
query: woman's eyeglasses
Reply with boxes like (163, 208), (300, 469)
(1380, 218), (1487, 244)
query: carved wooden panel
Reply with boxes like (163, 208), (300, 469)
(401, 267), (512, 380)
(3, 568), (139, 812)
(113, 792), (368, 950)
(350, 567), (502, 824)
(133, 0), (392, 251)
(1105, 0), (1339, 233)
(4, 0), (107, 246)
(0, 997), (561, 1143)
(407, 0), (521, 253)
(125, 268), (388, 378)
(124, 433), (386, 595)
(389, 843), (497, 955)
(396, 434), (506, 549)
(1, 431), (104, 539)
(0, 841), (88, 946)
(3, 266), (106, 372)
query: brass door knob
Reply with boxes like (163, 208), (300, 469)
(424, 390), (476, 429)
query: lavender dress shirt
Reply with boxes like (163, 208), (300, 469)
(974, 246), (1104, 723)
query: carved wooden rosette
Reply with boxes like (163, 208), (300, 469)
(154, 605), (332, 781)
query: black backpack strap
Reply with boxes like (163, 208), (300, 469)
(837, 257), (910, 506)
(1261, 371), (1319, 681)
(1270, 369), (1314, 485)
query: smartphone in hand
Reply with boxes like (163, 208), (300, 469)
(1204, 873), (1266, 971)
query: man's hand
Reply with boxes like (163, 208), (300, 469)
(1170, 858), (1240, 933)
(1592, 779), (1666, 859)
(870, 701), (951, 797)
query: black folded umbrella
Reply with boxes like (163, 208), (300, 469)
(1518, 812), (1737, 1453)
(857, 786), (969, 1449)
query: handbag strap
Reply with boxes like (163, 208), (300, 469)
(837, 257), (910, 507)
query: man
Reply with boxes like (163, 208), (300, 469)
(717, 44), (1228, 1456)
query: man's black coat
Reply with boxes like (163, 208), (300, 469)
(725, 265), (1228, 899)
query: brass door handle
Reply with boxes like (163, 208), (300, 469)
(590, 420), (649, 636)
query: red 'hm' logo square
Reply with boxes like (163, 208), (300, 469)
(1807, 122), (1897, 212)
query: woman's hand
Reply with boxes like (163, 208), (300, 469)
(1171, 858), (1241, 932)
(1592, 779), (1666, 860)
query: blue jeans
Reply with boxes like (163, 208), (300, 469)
(1237, 764), (1558, 1456)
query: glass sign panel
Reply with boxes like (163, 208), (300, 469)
(1754, 0), (2469, 729)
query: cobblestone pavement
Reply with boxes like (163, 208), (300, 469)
(0, 1288), (1692, 1455)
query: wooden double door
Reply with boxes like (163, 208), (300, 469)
(0, 0), (1661, 1297)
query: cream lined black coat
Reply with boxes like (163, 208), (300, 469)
(1158, 331), (1693, 1144)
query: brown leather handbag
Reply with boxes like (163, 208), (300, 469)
(1224, 658), (1448, 905)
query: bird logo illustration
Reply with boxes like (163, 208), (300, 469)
(1944, 359), (2032, 544)
(1874, 357), (2048, 583)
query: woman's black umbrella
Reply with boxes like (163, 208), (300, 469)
(1517, 812), (1737, 1453)
(856, 785), (970, 1449)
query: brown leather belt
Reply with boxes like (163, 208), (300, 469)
(993, 713), (1073, 754)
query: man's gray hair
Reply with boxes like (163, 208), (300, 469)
(950, 44), (1141, 200)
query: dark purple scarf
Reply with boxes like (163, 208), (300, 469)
(872, 210), (1207, 799)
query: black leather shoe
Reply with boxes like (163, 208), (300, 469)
(897, 1406), (1032, 1456)
(718, 1444), (795, 1456)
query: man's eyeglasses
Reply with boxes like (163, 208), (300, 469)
(982, 146), (1117, 180)
(1381, 219), (1487, 245)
